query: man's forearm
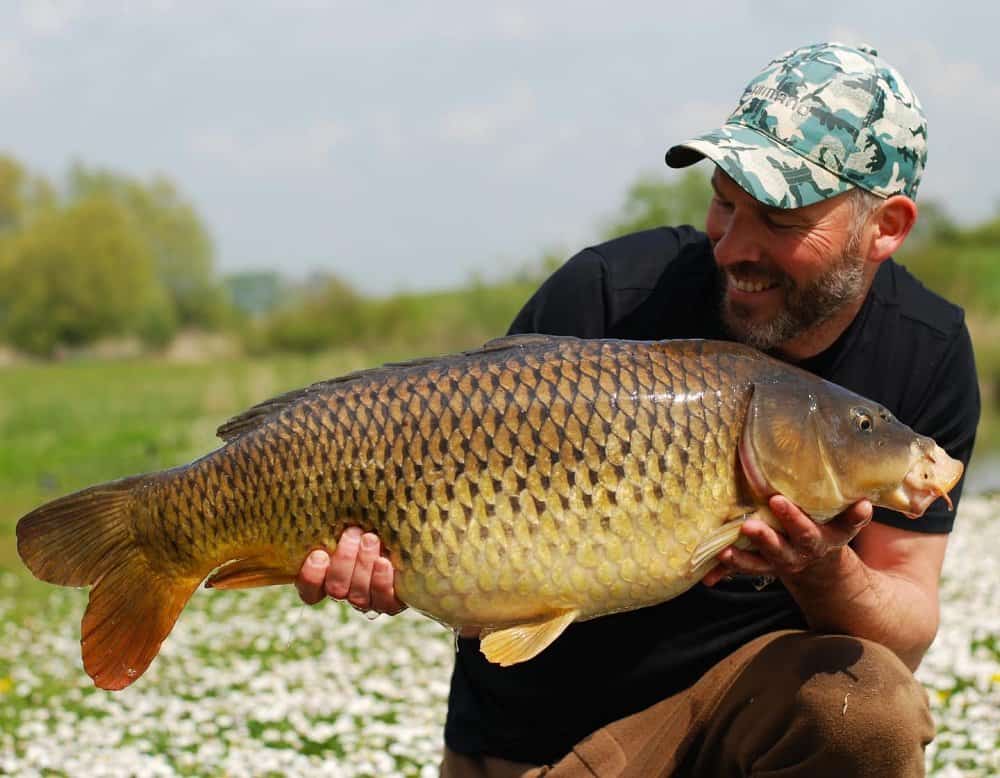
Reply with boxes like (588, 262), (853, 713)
(782, 546), (939, 671)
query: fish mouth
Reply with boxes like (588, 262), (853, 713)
(881, 442), (964, 519)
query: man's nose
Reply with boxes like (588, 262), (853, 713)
(711, 210), (762, 266)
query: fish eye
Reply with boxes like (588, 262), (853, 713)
(853, 409), (874, 433)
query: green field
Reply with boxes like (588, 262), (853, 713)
(1, 354), (997, 776)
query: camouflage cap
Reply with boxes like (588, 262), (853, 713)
(665, 42), (927, 209)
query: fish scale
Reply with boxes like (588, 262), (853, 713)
(151, 337), (753, 625)
(16, 334), (963, 688)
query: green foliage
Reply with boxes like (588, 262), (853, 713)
(253, 273), (367, 354)
(366, 277), (539, 351)
(67, 162), (228, 328)
(247, 272), (540, 357)
(0, 155), (231, 353)
(904, 200), (961, 248)
(0, 196), (176, 356)
(0, 154), (55, 235)
(603, 169), (712, 238)
(897, 207), (1000, 315)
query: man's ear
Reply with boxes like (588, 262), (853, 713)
(868, 195), (918, 263)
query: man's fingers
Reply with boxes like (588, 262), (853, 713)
(701, 563), (730, 588)
(728, 496), (877, 581)
(727, 547), (777, 576)
(346, 532), (380, 610)
(371, 557), (406, 615)
(815, 499), (874, 550)
(785, 518), (825, 559)
(297, 549), (330, 605)
(741, 518), (811, 572)
(844, 499), (873, 529)
(325, 527), (362, 599)
(769, 495), (815, 535)
(296, 527), (404, 616)
(765, 497), (823, 558)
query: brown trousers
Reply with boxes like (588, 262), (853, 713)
(441, 630), (934, 778)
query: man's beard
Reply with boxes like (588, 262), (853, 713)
(718, 249), (868, 352)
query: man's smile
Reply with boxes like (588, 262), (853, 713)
(723, 269), (784, 302)
(727, 275), (780, 294)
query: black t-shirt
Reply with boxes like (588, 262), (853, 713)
(445, 226), (981, 765)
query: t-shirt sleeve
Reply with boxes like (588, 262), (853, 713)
(873, 321), (981, 534)
(507, 249), (610, 338)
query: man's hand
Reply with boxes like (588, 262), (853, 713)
(295, 527), (406, 615)
(702, 495), (873, 586)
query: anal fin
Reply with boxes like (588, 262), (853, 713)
(205, 553), (297, 590)
(479, 609), (579, 666)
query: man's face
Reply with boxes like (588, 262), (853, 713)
(705, 171), (870, 353)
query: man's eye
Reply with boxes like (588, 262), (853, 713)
(765, 217), (797, 231)
(711, 195), (732, 210)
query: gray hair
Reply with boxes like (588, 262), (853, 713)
(847, 188), (883, 250)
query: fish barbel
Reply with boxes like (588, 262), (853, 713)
(16, 335), (963, 689)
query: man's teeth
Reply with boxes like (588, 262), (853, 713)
(730, 277), (776, 293)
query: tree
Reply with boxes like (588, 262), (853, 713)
(0, 155), (55, 235)
(603, 169), (712, 239)
(67, 163), (228, 328)
(0, 196), (175, 355)
(256, 273), (366, 353)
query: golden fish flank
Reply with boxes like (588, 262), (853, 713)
(16, 335), (963, 689)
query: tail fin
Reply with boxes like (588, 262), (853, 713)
(16, 476), (200, 691)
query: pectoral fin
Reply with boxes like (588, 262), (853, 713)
(689, 518), (746, 572)
(205, 553), (297, 589)
(688, 505), (782, 574)
(479, 609), (579, 666)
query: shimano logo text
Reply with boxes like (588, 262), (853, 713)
(741, 85), (812, 117)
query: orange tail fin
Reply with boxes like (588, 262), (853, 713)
(16, 476), (200, 691)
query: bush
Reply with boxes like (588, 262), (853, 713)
(252, 274), (366, 354)
(0, 197), (177, 356)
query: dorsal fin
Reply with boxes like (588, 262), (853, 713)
(215, 363), (422, 442)
(476, 333), (568, 352)
(215, 384), (319, 442)
(216, 334), (572, 442)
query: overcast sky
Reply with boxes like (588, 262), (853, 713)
(2, 2), (998, 293)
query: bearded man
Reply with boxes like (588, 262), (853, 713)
(297, 42), (980, 777)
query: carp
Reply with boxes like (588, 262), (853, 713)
(16, 336), (963, 690)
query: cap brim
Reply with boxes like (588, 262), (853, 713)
(665, 123), (853, 209)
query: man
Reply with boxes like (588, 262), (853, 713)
(297, 42), (979, 776)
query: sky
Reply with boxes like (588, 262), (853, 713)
(2, 1), (998, 293)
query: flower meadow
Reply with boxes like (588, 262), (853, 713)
(1, 497), (997, 777)
(916, 495), (1000, 776)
